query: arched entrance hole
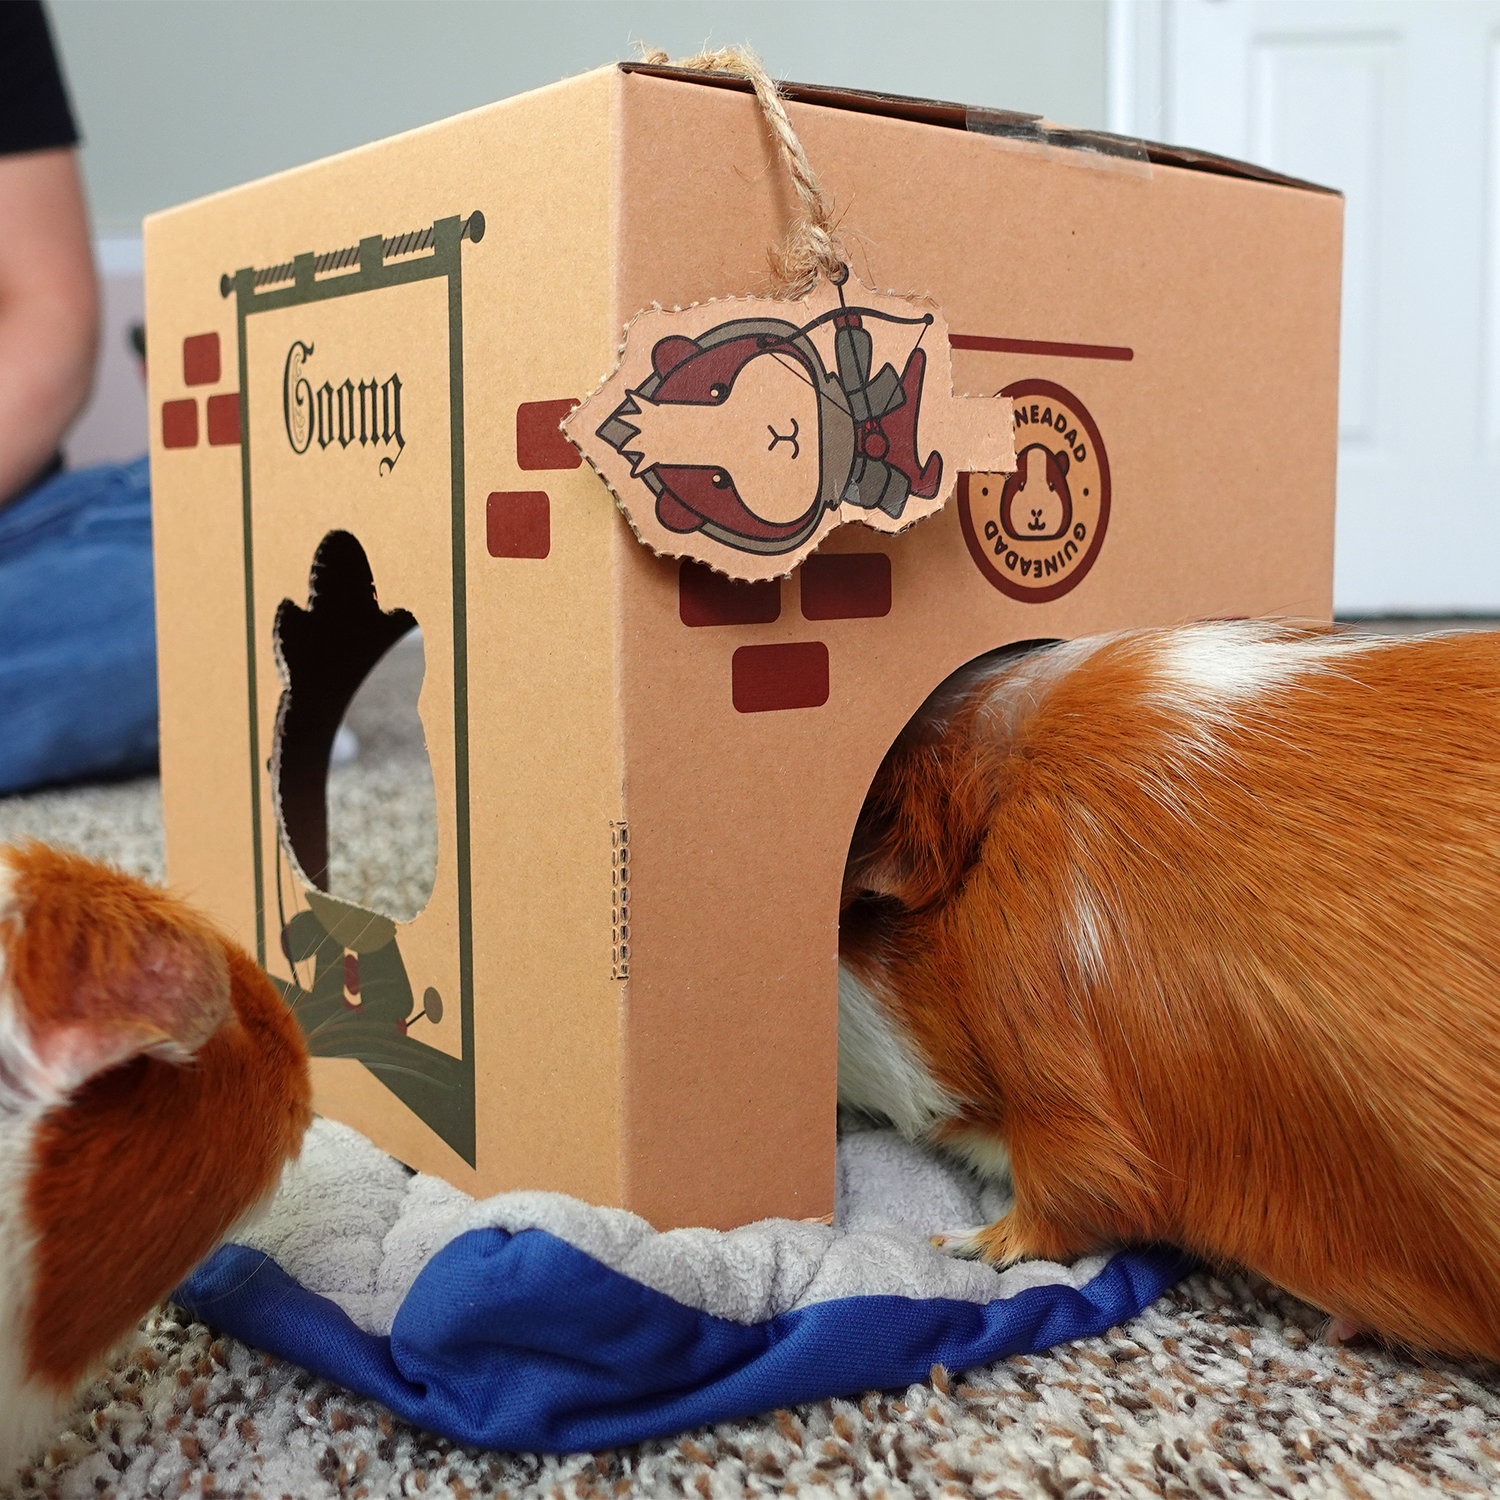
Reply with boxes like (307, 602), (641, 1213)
(837, 636), (1064, 1121)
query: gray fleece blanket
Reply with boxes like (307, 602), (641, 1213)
(174, 1115), (1189, 1452)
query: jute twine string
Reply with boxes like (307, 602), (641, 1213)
(635, 45), (848, 298)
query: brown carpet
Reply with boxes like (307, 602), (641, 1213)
(8, 1272), (1500, 1497)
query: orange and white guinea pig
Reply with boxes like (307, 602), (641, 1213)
(0, 843), (311, 1475)
(838, 620), (1500, 1359)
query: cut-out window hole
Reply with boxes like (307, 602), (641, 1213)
(273, 530), (438, 923)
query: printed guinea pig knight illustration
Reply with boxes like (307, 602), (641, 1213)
(566, 280), (1016, 581)
(594, 304), (942, 555)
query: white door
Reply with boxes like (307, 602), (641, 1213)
(1113, 0), (1500, 614)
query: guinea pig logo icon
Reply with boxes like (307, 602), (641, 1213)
(1002, 443), (1073, 542)
(959, 379), (1110, 603)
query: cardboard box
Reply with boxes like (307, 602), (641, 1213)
(144, 63), (1342, 1230)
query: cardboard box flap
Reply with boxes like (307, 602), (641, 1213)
(619, 62), (1340, 198)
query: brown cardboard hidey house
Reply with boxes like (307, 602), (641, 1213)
(145, 63), (1342, 1232)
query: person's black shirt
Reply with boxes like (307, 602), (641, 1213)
(0, 1), (79, 157)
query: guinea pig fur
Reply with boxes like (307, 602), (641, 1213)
(0, 843), (311, 1475)
(838, 620), (1500, 1360)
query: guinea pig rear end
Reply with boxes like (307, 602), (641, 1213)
(0, 842), (312, 1476)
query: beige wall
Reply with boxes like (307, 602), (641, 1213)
(48, 0), (1106, 237)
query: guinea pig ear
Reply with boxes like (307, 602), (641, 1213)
(5, 930), (232, 1111)
(0, 846), (233, 1109)
(842, 809), (917, 908)
(843, 657), (1021, 912)
(842, 733), (989, 912)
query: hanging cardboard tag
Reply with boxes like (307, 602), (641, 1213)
(564, 280), (1015, 581)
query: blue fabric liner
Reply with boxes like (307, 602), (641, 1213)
(177, 1227), (1192, 1453)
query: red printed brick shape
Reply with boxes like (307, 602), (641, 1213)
(732, 642), (829, 713)
(487, 491), (551, 558)
(161, 399), (198, 449)
(182, 333), (220, 387)
(800, 552), (892, 620)
(679, 560), (780, 627)
(206, 392), (241, 446)
(516, 400), (581, 470)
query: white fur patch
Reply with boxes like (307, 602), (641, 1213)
(1064, 874), (1111, 986)
(942, 1129), (1015, 1194)
(972, 625), (1390, 754)
(0, 856), (80, 1118)
(1150, 620), (1383, 716)
(1119, 624), (1395, 822)
(0, 857), (61, 1477)
(0, 1131), (62, 1481)
(837, 963), (963, 1140)
(963, 624), (1398, 828)
(0, 856), (38, 1121)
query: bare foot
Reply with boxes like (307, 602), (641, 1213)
(929, 1227), (990, 1259)
(1323, 1316), (1365, 1347)
(929, 1216), (1039, 1267)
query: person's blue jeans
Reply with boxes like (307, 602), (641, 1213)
(0, 455), (157, 796)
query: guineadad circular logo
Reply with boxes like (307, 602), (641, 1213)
(958, 379), (1110, 602)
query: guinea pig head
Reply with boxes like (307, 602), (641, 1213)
(843, 667), (1003, 916)
(842, 640), (1078, 919)
(0, 842), (311, 1474)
